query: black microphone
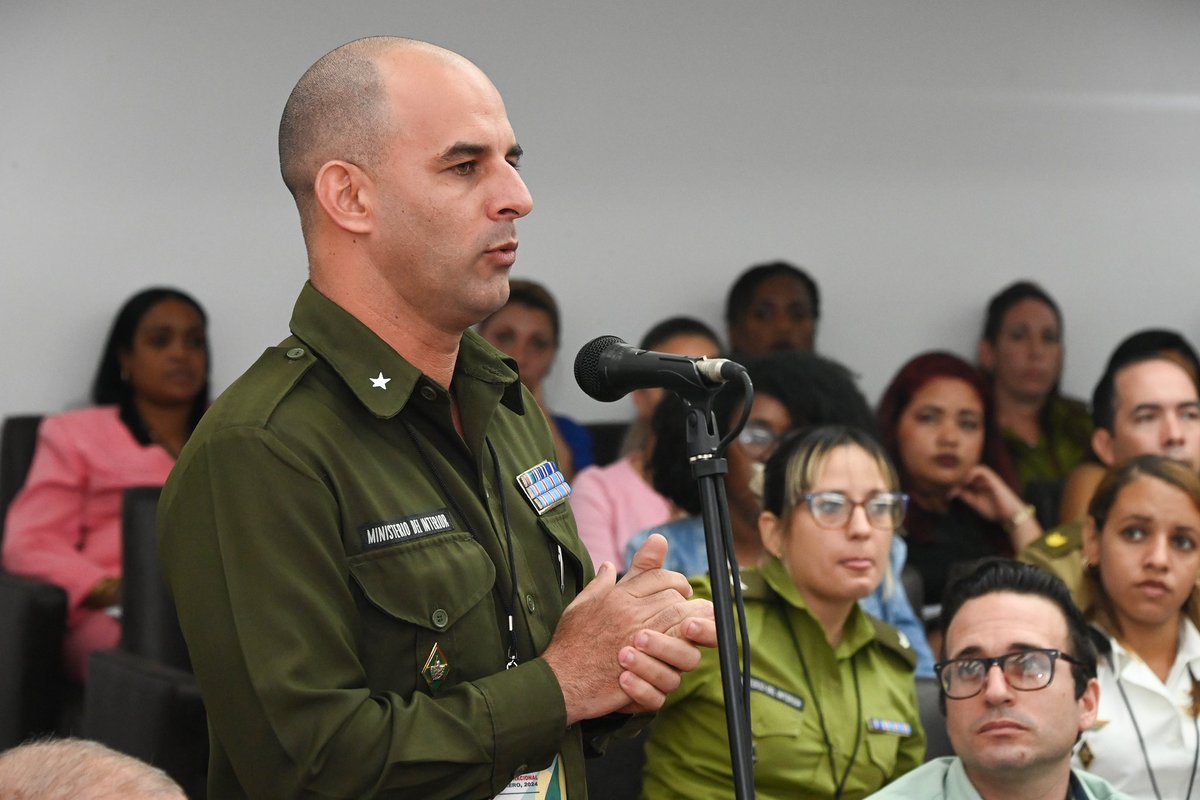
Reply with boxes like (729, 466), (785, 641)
(574, 335), (744, 403)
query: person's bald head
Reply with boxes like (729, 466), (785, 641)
(278, 37), (479, 226)
(0, 737), (186, 799)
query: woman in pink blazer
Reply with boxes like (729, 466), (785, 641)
(3, 287), (209, 682)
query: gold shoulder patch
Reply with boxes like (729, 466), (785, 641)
(1045, 532), (1068, 549)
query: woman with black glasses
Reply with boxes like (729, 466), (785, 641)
(1072, 455), (1200, 799)
(639, 425), (925, 799)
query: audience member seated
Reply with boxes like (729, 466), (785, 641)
(2, 287), (209, 682)
(628, 350), (934, 675)
(477, 278), (593, 478)
(868, 559), (1124, 800)
(725, 260), (820, 356)
(0, 736), (186, 799)
(1057, 329), (1200, 523)
(1022, 339), (1200, 600)
(978, 280), (1092, 491)
(640, 425), (925, 799)
(571, 316), (722, 570)
(878, 351), (1042, 611)
(1074, 456), (1200, 799)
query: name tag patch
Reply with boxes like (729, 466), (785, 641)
(867, 718), (913, 736)
(750, 676), (805, 712)
(359, 508), (455, 550)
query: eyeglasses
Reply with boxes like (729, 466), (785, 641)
(934, 648), (1083, 699)
(800, 491), (908, 531)
(736, 422), (784, 461)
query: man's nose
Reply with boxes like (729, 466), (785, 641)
(492, 165), (532, 220)
(981, 663), (1013, 705)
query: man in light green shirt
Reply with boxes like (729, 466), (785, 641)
(869, 560), (1129, 800)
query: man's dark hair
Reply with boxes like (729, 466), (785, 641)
(980, 280), (1061, 344)
(939, 558), (1097, 702)
(724, 261), (820, 327)
(639, 316), (722, 353)
(1091, 329), (1200, 431)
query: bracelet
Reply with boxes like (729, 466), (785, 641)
(1004, 504), (1036, 534)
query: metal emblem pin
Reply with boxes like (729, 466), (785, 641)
(422, 643), (449, 690)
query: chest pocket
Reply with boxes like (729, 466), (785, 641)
(348, 531), (499, 693)
(748, 681), (825, 788)
(864, 722), (904, 776)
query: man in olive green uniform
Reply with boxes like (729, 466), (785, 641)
(1020, 345), (1200, 599)
(158, 37), (716, 799)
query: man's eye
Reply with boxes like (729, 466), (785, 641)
(954, 660), (983, 680)
(453, 162), (476, 175)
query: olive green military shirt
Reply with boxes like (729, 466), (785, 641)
(1019, 518), (1085, 602)
(640, 558), (925, 800)
(158, 282), (598, 799)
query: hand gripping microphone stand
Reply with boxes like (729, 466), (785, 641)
(681, 376), (756, 800)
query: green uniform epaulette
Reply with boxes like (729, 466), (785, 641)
(204, 337), (318, 431)
(1025, 519), (1084, 557)
(870, 616), (918, 670)
(736, 569), (771, 601)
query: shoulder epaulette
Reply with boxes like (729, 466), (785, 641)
(869, 616), (918, 670)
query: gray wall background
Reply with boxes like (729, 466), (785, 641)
(4, 1), (1199, 425)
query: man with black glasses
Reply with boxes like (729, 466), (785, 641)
(869, 559), (1130, 800)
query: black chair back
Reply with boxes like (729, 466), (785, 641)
(585, 727), (648, 799)
(120, 486), (191, 671)
(585, 421), (630, 468)
(917, 676), (955, 760)
(0, 415), (43, 541)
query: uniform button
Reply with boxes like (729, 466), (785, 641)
(420, 385), (437, 401)
(285, 347), (305, 359)
(431, 608), (449, 629)
(525, 594), (537, 613)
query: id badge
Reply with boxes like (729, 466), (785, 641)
(494, 753), (565, 799)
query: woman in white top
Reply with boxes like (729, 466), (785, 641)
(1075, 454), (1200, 799)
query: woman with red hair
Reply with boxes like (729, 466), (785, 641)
(878, 351), (1043, 610)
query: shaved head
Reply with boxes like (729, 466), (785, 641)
(278, 36), (473, 222)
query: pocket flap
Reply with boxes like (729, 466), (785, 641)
(349, 532), (496, 630)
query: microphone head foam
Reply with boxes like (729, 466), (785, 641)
(574, 335), (626, 402)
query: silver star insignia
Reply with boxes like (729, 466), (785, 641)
(370, 372), (391, 390)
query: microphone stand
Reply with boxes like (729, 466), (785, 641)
(682, 397), (755, 800)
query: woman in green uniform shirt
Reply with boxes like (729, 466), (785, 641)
(640, 424), (925, 799)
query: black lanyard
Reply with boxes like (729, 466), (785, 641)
(399, 417), (521, 669)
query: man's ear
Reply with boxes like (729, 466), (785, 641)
(978, 339), (995, 373)
(1092, 427), (1115, 467)
(1077, 676), (1100, 733)
(313, 160), (373, 235)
